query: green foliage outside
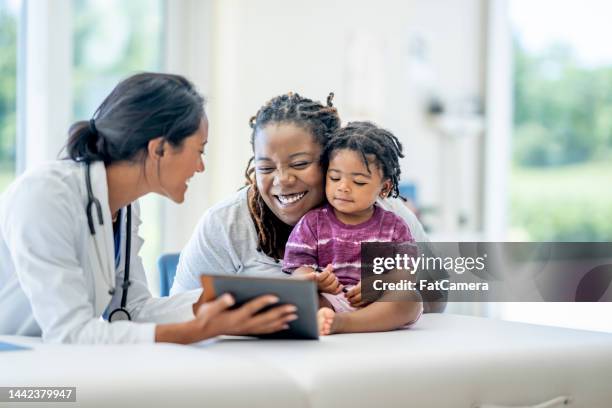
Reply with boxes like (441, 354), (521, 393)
(72, 0), (162, 119)
(511, 161), (612, 241)
(513, 41), (612, 166)
(512, 38), (612, 241)
(0, 2), (17, 189)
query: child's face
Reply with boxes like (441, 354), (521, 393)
(325, 149), (391, 218)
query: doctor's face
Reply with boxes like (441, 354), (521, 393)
(159, 117), (208, 203)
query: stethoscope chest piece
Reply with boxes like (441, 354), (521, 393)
(108, 308), (131, 322)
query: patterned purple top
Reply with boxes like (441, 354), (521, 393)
(283, 203), (414, 285)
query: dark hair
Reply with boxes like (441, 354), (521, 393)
(323, 121), (404, 198)
(245, 92), (341, 260)
(65, 72), (206, 163)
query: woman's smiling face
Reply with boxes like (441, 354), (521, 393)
(253, 123), (325, 226)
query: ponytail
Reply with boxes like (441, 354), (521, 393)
(66, 120), (111, 163)
(63, 72), (206, 164)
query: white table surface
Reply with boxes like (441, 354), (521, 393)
(2, 314), (612, 408)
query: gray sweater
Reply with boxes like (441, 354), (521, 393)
(171, 187), (428, 295)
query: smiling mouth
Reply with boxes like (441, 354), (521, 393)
(334, 197), (354, 203)
(275, 191), (307, 206)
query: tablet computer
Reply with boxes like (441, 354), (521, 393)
(200, 274), (319, 340)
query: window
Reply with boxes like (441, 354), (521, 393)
(500, 0), (612, 333)
(73, 0), (165, 290)
(0, 0), (22, 193)
(509, 0), (612, 242)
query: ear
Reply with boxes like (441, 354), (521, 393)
(379, 179), (393, 198)
(147, 137), (165, 160)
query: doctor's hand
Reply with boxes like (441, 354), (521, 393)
(155, 294), (297, 344)
(200, 294), (298, 337)
(155, 293), (236, 344)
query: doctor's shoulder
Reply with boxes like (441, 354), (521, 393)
(1, 162), (84, 228)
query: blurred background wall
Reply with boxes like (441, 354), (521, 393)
(1, 0), (611, 330)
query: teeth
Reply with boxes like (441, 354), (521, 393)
(277, 192), (306, 205)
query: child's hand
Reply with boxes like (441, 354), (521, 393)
(345, 282), (367, 308)
(293, 266), (317, 281)
(317, 264), (343, 294)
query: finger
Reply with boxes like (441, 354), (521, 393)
(239, 295), (280, 317)
(319, 275), (338, 292)
(347, 283), (361, 298)
(347, 291), (361, 304)
(196, 293), (235, 320)
(349, 296), (362, 307)
(246, 306), (298, 332)
(351, 300), (366, 308)
(317, 267), (331, 282)
(324, 280), (342, 294)
(293, 272), (316, 281)
(319, 272), (337, 288)
(253, 318), (295, 334)
(334, 280), (344, 294)
(305, 272), (317, 281)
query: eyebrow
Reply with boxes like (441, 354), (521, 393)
(328, 168), (372, 178)
(256, 152), (313, 161)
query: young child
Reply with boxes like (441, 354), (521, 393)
(283, 121), (423, 335)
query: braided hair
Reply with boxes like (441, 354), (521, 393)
(323, 121), (404, 198)
(246, 92), (340, 260)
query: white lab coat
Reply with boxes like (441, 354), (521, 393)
(0, 160), (201, 343)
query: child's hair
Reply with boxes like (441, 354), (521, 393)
(245, 92), (341, 260)
(323, 121), (404, 198)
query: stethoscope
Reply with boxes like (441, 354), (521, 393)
(85, 162), (132, 322)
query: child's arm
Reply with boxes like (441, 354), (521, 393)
(283, 213), (342, 294)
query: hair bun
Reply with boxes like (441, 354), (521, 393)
(326, 92), (335, 107)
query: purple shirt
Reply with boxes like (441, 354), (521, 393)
(283, 204), (414, 286)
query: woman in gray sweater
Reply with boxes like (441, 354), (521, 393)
(172, 92), (445, 315)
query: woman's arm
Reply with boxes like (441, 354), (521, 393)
(381, 197), (448, 313)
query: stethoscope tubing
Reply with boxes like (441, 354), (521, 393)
(84, 161), (132, 321)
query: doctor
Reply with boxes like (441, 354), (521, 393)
(0, 72), (297, 343)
